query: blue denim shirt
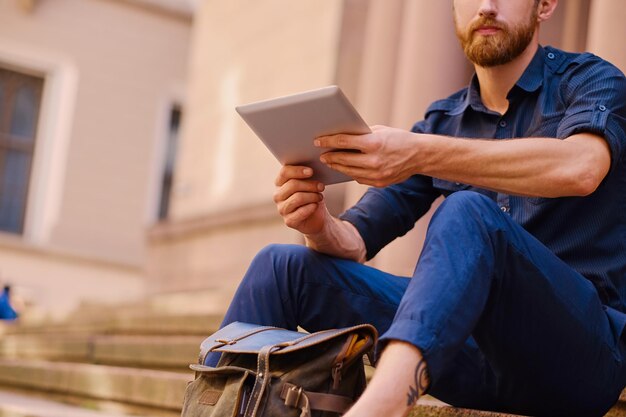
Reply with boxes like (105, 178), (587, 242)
(340, 46), (626, 335)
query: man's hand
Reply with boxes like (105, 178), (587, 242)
(315, 125), (421, 187)
(273, 165), (328, 235)
(273, 165), (367, 262)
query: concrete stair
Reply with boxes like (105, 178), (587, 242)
(0, 334), (204, 370)
(1, 312), (625, 417)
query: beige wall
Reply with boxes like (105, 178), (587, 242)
(172, 0), (344, 220)
(0, 0), (191, 318)
(0, 236), (144, 320)
(0, 0), (190, 265)
(146, 1), (345, 296)
(587, 0), (626, 72)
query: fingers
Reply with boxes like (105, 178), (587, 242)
(320, 150), (375, 168)
(274, 165), (325, 228)
(283, 203), (319, 229)
(277, 191), (323, 217)
(315, 133), (372, 152)
(273, 179), (324, 204)
(275, 165), (314, 186)
(322, 163), (391, 188)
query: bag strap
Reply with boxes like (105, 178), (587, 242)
(244, 343), (278, 417)
(280, 383), (354, 416)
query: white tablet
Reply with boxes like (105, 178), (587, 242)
(236, 85), (371, 184)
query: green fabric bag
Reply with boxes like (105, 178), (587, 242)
(181, 322), (377, 417)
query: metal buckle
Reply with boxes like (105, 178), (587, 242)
(284, 386), (303, 408)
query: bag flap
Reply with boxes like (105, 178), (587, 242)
(200, 322), (304, 358)
(200, 321), (377, 357)
(190, 364), (256, 376)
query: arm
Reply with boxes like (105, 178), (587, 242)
(304, 218), (366, 263)
(316, 126), (611, 197)
(274, 165), (366, 262)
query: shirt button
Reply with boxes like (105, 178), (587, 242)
(547, 52), (556, 60)
(499, 120), (507, 128)
(599, 105), (607, 112)
(500, 206), (510, 213)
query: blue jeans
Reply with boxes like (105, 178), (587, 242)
(207, 191), (626, 417)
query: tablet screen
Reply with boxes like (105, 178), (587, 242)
(236, 86), (371, 184)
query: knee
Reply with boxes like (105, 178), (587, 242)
(248, 244), (315, 281)
(253, 244), (314, 267)
(239, 244), (316, 295)
(437, 191), (499, 219)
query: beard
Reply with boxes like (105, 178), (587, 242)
(455, 10), (538, 67)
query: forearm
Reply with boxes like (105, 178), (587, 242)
(415, 132), (610, 197)
(304, 217), (366, 263)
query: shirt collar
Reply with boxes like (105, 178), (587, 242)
(512, 45), (545, 93)
(448, 46), (546, 116)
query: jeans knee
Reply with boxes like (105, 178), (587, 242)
(246, 244), (314, 286)
(440, 190), (505, 220)
(254, 244), (313, 266)
(429, 191), (504, 236)
(440, 191), (496, 214)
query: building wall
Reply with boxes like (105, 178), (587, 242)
(146, 0), (345, 303)
(171, 0), (344, 219)
(0, 0), (191, 318)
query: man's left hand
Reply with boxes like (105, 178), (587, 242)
(315, 125), (421, 187)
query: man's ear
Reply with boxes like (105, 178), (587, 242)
(537, 0), (558, 23)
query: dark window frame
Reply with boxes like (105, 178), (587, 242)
(157, 104), (182, 221)
(0, 66), (44, 234)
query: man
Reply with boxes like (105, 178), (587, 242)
(208, 0), (626, 415)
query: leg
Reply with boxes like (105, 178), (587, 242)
(209, 242), (503, 409)
(205, 243), (409, 366)
(379, 191), (624, 416)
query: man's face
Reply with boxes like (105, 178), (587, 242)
(453, 0), (540, 67)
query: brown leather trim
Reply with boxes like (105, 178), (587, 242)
(280, 383), (354, 414)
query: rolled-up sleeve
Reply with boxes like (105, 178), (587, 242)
(339, 120), (440, 260)
(557, 57), (626, 172)
(339, 176), (440, 260)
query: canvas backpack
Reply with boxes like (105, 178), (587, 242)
(181, 321), (378, 417)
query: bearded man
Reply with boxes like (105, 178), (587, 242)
(208, 1), (626, 416)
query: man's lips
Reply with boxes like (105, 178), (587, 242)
(475, 26), (501, 35)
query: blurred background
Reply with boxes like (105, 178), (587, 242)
(0, 0), (625, 415)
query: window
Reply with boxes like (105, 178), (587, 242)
(0, 67), (44, 234)
(157, 105), (182, 220)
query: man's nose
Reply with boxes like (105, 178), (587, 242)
(477, 0), (498, 18)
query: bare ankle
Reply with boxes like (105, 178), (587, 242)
(343, 341), (430, 417)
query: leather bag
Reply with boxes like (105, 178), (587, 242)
(181, 321), (378, 417)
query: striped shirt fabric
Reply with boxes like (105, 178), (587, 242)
(340, 45), (626, 337)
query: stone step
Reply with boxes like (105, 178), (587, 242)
(408, 405), (523, 417)
(0, 359), (189, 411)
(0, 359), (517, 417)
(0, 389), (158, 417)
(0, 334), (204, 370)
(1, 359), (624, 417)
(1, 314), (223, 336)
(0, 388), (519, 417)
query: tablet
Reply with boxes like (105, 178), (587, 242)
(236, 85), (371, 184)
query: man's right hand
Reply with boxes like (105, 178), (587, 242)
(273, 165), (328, 235)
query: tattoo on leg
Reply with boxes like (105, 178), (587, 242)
(406, 359), (430, 406)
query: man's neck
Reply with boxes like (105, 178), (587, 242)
(474, 40), (539, 115)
